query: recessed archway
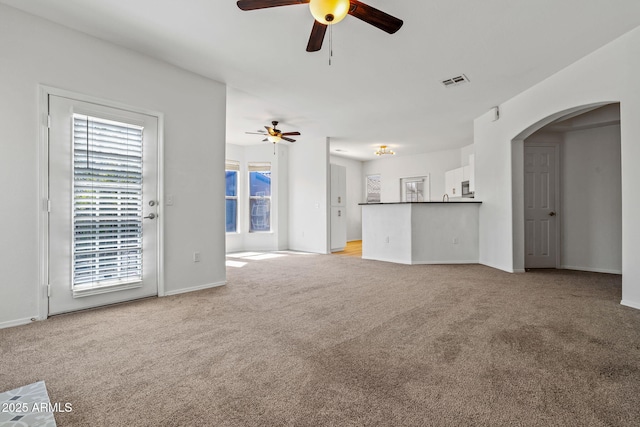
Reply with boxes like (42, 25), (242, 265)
(510, 102), (621, 273)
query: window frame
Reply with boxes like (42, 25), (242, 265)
(248, 162), (272, 233)
(366, 174), (381, 203)
(225, 160), (240, 233)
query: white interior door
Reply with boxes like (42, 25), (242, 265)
(524, 144), (558, 268)
(48, 95), (159, 315)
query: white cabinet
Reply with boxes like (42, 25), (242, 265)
(330, 164), (346, 206)
(468, 154), (475, 192)
(445, 154), (475, 198)
(331, 207), (347, 252)
(445, 167), (463, 198)
(330, 164), (347, 252)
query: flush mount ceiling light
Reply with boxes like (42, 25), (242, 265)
(374, 145), (395, 156)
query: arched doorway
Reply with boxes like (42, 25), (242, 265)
(510, 102), (621, 273)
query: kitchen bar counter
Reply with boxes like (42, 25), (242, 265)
(360, 201), (481, 264)
(359, 201), (482, 205)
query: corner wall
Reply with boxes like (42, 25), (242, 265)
(561, 124), (621, 273)
(0, 5), (227, 327)
(474, 25), (640, 307)
(288, 138), (329, 253)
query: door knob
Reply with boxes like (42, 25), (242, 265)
(144, 213), (156, 220)
(548, 211), (556, 217)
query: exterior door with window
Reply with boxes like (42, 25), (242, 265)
(48, 95), (159, 315)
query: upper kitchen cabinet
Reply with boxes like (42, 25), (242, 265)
(330, 164), (346, 207)
(445, 167), (464, 198)
(446, 154), (475, 198)
(467, 154), (475, 192)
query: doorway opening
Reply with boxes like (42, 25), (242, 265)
(514, 103), (621, 274)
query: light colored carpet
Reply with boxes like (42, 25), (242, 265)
(1, 253), (640, 426)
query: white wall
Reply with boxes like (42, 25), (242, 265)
(460, 144), (475, 166)
(561, 124), (621, 273)
(329, 155), (363, 241)
(474, 25), (640, 308)
(225, 143), (289, 252)
(362, 148), (463, 203)
(0, 5), (227, 328)
(288, 138), (329, 253)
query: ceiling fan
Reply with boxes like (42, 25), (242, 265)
(246, 121), (301, 144)
(236, 0), (403, 52)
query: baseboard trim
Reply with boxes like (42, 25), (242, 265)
(621, 300), (640, 311)
(361, 256), (411, 265)
(411, 260), (480, 265)
(0, 317), (36, 330)
(513, 269), (526, 273)
(164, 281), (226, 296)
(560, 265), (622, 275)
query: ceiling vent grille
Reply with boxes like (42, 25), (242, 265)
(442, 74), (470, 87)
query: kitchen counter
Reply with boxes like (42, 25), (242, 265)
(361, 202), (480, 264)
(359, 201), (481, 205)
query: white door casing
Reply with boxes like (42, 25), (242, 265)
(524, 144), (559, 269)
(48, 95), (160, 315)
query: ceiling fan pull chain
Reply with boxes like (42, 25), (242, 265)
(329, 24), (333, 66)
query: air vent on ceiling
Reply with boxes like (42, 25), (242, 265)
(442, 74), (470, 87)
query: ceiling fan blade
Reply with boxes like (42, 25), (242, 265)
(281, 137), (296, 142)
(246, 131), (266, 135)
(281, 132), (301, 136)
(306, 20), (327, 52)
(265, 126), (276, 135)
(237, 0), (309, 11)
(348, 0), (403, 34)
(262, 138), (269, 142)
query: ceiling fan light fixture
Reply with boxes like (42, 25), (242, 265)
(267, 134), (282, 143)
(374, 145), (395, 156)
(309, 0), (350, 25)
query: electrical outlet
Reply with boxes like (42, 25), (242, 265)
(452, 237), (459, 245)
(385, 236), (390, 244)
(193, 252), (201, 262)
(166, 194), (174, 206)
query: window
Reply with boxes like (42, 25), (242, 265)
(249, 162), (271, 232)
(401, 176), (429, 202)
(225, 161), (239, 233)
(72, 114), (144, 288)
(366, 174), (381, 203)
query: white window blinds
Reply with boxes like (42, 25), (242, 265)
(248, 162), (271, 172)
(225, 160), (240, 171)
(73, 114), (144, 288)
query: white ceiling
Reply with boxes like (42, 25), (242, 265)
(4, 0), (640, 160)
